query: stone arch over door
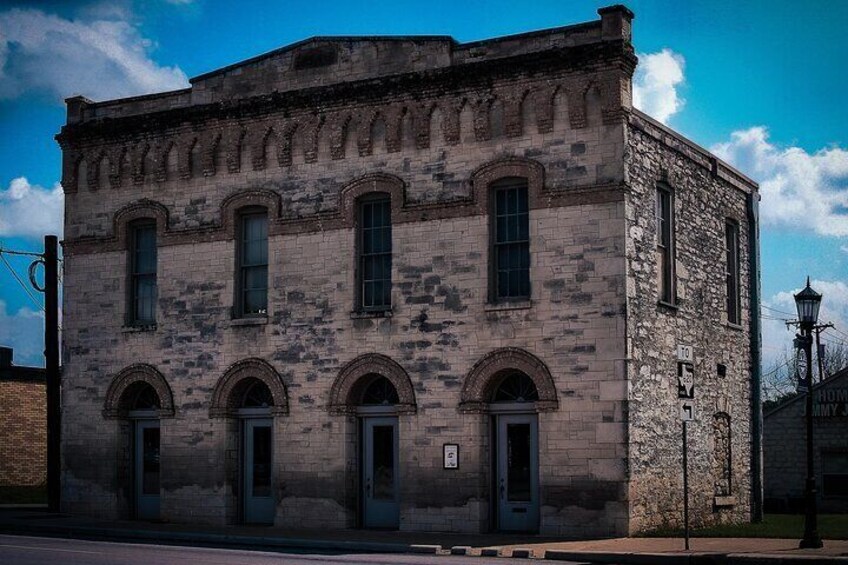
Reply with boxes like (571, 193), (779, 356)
(103, 364), (175, 419)
(328, 353), (416, 415)
(459, 347), (558, 413)
(209, 358), (289, 418)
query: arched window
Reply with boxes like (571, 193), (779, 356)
(241, 379), (274, 408)
(236, 207), (268, 317)
(361, 376), (400, 406)
(490, 178), (530, 303)
(128, 218), (157, 326)
(128, 382), (161, 411)
(357, 193), (392, 312)
(492, 373), (539, 403)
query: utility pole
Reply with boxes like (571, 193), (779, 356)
(44, 235), (61, 512)
(813, 323), (833, 383)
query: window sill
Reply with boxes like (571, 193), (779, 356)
(121, 324), (157, 333)
(726, 321), (744, 332)
(485, 300), (532, 312)
(350, 309), (393, 319)
(229, 315), (268, 327)
(657, 300), (679, 313)
(714, 495), (736, 507)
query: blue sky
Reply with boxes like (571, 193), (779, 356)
(1, 0), (847, 367)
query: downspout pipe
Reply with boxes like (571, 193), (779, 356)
(747, 192), (763, 522)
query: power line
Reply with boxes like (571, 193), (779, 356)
(0, 251), (44, 312)
(762, 304), (794, 316)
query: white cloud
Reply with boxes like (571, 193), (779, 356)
(0, 7), (188, 101)
(712, 127), (848, 237)
(762, 279), (848, 369)
(0, 177), (64, 238)
(632, 48), (686, 124)
(0, 300), (43, 367)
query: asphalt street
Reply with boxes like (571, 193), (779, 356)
(0, 534), (574, 565)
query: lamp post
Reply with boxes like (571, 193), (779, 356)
(794, 277), (823, 549)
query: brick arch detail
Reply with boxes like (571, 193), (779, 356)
(459, 347), (558, 413)
(469, 157), (545, 212)
(113, 199), (169, 246)
(103, 364), (175, 419)
(220, 188), (282, 238)
(339, 173), (406, 226)
(328, 354), (416, 415)
(209, 358), (289, 418)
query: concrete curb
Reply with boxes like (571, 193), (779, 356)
(542, 550), (848, 565)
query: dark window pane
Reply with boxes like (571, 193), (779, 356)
(244, 290), (267, 314)
(134, 274), (156, 323)
(238, 212), (268, 316)
(656, 188), (673, 303)
(252, 426), (272, 497)
(130, 223), (156, 324)
(493, 183), (529, 301)
(142, 427), (160, 495)
(726, 221), (740, 324)
(372, 425), (395, 500)
(359, 196), (392, 310)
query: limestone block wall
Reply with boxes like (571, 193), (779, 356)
(60, 61), (633, 535)
(624, 112), (756, 532)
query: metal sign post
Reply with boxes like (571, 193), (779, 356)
(677, 345), (695, 551)
(683, 420), (690, 551)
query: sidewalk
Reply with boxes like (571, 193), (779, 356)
(1, 508), (846, 563)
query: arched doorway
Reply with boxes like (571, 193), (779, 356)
(358, 375), (400, 529)
(490, 372), (540, 532)
(209, 358), (288, 526)
(328, 354), (416, 530)
(126, 382), (162, 521)
(460, 348), (558, 533)
(236, 378), (275, 524)
(103, 364), (174, 521)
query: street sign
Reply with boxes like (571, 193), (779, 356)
(680, 401), (695, 421)
(677, 362), (695, 399)
(677, 345), (694, 363)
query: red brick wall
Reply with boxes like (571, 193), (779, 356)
(0, 381), (47, 486)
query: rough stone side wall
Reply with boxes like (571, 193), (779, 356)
(624, 116), (754, 533)
(0, 381), (47, 487)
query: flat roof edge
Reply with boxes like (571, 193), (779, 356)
(630, 108), (759, 192)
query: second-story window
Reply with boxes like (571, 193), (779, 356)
(725, 220), (741, 325)
(656, 184), (675, 304)
(492, 179), (530, 302)
(129, 220), (157, 325)
(358, 195), (392, 311)
(237, 209), (268, 316)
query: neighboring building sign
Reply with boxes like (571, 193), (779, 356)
(809, 388), (848, 418)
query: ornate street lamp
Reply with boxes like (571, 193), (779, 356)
(794, 277), (822, 549)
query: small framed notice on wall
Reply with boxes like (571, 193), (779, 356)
(443, 443), (459, 469)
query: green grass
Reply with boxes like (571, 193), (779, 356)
(642, 514), (848, 539)
(0, 485), (48, 505)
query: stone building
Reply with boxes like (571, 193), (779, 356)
(56, 6), (761, 536)
(0, 347), (47, 500)
(764, 367), (848, 513)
